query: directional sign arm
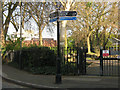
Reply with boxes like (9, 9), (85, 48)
(59, 17), (77, 21)
(49, 11), (77, 19)
(49, 11), (77, 22)
(60, 11), (77, 16)
(49, 17), (57, 22)
(49, 12), (58, 18)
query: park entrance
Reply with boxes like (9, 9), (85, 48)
(100, 47), (120, 76)
(60, 47), (120, 76)
(61, 47), (86, 75)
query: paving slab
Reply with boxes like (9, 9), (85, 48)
(2, 64), (119, 88)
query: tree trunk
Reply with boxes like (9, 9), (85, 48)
(96, 28), (99, 46)
(1, 3), (5, 47)
(119, 2), (120, 52)
(103, 26), (106, 49)
(87, 30), (93, 53)
(1, 28), (5, 46)
(39, 28), (42, 46)
(64, 29), (67, 49)
(61, 0), (73, 49)
(87, 36), (91, 53)
(3, 2), (19, 42)
(61, 19), (67, 49)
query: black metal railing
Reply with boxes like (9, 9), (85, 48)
(100, 48), (120, 76)
(60, 47), (86, 75)
(8, 46), (120, 76)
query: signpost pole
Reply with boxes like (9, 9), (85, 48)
(100, 47), (103, 76)
(49, 4), (77, 84)
(55, 7), (61, 84)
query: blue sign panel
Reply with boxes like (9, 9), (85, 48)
(49, 17), (57, 22)
(49, 17), (77, 22)
(59, 17), (77, 21)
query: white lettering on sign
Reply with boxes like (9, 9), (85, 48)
(103, 50), (109, 56)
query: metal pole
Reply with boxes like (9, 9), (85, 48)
(100, 47), (103, 76)
(19, 1), (22, 69)
(55, 6), (61, 84)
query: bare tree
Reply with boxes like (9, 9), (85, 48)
(67, 2), (118, 54)
(25, 2), (54, 46)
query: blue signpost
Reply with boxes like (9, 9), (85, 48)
(49, 17), (57, 22)
(49, 11), (77, 22)
(49, 10), (77, 84)
(49, 17), (77, 22)
(59, 16), (77, 21)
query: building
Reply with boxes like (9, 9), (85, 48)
(22, 38), (57, 47)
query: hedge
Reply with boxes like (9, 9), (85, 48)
(12, 47), (57, 71)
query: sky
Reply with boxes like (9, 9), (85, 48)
(8, 21), (57, 40)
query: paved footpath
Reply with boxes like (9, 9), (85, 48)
(2, 79), (27, 88)
(2, 64), (120, 88)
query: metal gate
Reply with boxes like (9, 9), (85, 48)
(100, 47), (120, 76)
(61, 47), (120, 76)
(61, 47), (86, 75)
(83, 47), (120, 76)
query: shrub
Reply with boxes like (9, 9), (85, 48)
(9, 46), (57, 75)
(18, 47), (57, 70)
(9, 46), (92, 75)
(61, 63), (77, 75)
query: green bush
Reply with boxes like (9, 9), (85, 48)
(21, 47), (57, 69)
(9, 46), (57, 75)
(9, 46), (92, 75)
(50, 47), (57, 55)
(61, 63), (77, 75)
(5, 35), (25, 51)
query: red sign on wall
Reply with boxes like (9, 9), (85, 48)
(103, 50), (109, 56)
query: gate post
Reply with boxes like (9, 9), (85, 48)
(77, 47), (80, 75)
(100, 47), (103, 76)
(78, 47), (86, 75)
(77, 47), (87, 75)
(83, 47), (86, 75)
(79, 47), (83, 75)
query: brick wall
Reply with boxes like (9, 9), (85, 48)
(22, 38), (57, 47)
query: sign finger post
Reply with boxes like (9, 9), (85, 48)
(49, 9), (77, 84)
